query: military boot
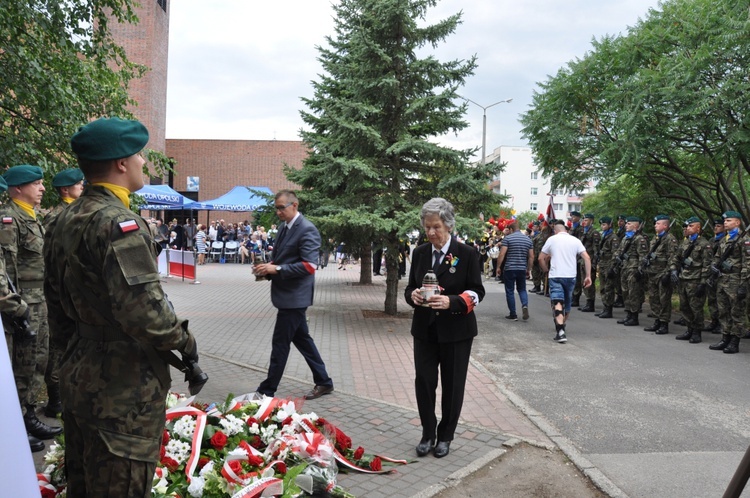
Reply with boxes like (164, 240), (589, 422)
(24, 406), (63, 440)
(579, 300), (595, 312)
(702, 318), (719, 333)
(723, 336), (740, 354)
(709, 334), (731, 351)
(655, 322), (669, 335)
(675, 328), (692, 341)
(623, 313), (640, 326)
(44, 384), (62, 418)
(644, 320), (661, 332)
(598, 307), (613, 319)
(617, 311), (631, 324)
(28, 434), (45, 453)
(530, 286), (541, 293)
(613, 295), (624, 308)
(689, 329), (702, 344)
(673, 317), (687, 326)
(572, 296), (580, 308)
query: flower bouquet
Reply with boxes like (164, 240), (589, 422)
(38, 392), (407, 497)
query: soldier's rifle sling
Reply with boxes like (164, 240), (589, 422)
(708, 225), (750, 286)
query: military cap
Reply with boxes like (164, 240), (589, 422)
(654, 214), (670, 221)
(583, 213), (595, 220)
(52, 168), (85, 188)
(0, 176), (7, 193)
(599, 216), (613, 224)
(570, 211), (582, 217)
(532, 220), (541, 226)
(625, 216), (643, 223)
(681, 221), (689, 228)
(685, 216), (701, 225)
(71, 117), (149, 161)
(617, 214), (627, 220)
(723, 210), (743, 221)
(3, 165), (44, 186)
(714, 218), (725, 225)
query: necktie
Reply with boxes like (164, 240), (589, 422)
(433, 250), (442, 273)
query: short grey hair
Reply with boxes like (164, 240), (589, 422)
(420, 197), (456, 231)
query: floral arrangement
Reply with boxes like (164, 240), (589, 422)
(38, 392), (407, 498)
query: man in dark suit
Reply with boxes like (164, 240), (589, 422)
(253, 190), (334, 400)
(405, 198), (485, 458)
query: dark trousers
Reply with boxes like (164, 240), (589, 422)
(414, 331), (473, 442)
(258, 308), (332, 395)
(373, 248), (383, 274)
(503, 269), (529, 314)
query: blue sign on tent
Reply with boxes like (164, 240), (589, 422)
(194, 186), (273, 212)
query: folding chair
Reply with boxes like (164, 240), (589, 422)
(223, 241), (239, 263)
(209, 241), (224, 262)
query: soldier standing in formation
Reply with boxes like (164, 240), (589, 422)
(674, 216), (712, 343)
(0, 165), (63, 448)
(595, 216), (620, 319)
(615, 217), (649, 326)
(569, 211), (585, 307)
(45, 117), (203, 496)
(642, 215), (679, 335)
(530, 221), (544, 293)
(707, 211), (749, 354)
(578, 213), (600, 312)
(613, 214), (627, 307)
(703, 218), (726, 334)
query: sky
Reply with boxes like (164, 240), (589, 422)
(165, 0), (664, 160)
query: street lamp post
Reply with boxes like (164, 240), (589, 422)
(463, 98), (512, 164)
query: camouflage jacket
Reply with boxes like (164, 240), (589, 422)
(645, 232), (679, 276)
(0, 247), (26, 319)
(714, 232), (750, 283)
(581, 227), (601, 258)
(42, 201), (69, 231)
(596, 230), (620, 270)
(0, 200), (46, 305)
(44, 185), (193, 460)
(677, 236), (712, 281)
(615, 232), (649, 270)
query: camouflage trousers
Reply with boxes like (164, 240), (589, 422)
(614, 266), (623, 299)
(63, 412), (157, 498)
(531, 259), (543, 288)
(7, 301), (48, 414)
(621, 267), (645, 314)
(599, 264), (616, 308)
(717, 274), (747, 339)
(583, 261), (597, 301)
(647, 271), (673, 322)
(678, 279), (705, 330)
(706, 284), (718, 322)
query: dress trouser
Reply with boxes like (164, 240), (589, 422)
(414, 324), (473, 442)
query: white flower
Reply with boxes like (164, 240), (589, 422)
(200, 460), (215, 477)
(228, 447), (248, 458)
(260, 425), (279, 444)
(219, 414), (245, 436)
(247, 422), (260, 435)
(165, 439), (192, 465)
(187, 475), (206, 497)
(173, 415), (197, 440)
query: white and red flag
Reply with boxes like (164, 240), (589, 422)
(545, 193), (556, 226)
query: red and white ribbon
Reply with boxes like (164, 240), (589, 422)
(166, 405), (207, 481)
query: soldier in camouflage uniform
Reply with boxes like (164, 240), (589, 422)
(642, 215), (680, 335)
(530, 221), (544, 293)
(674, 217), (712, 344)
(672, 221), (691, 327)
(708, 211), (749, 354)
(578, 214), (601, 312)
(0, 165), (63, 443)
(569, 211), (585, 307)
(40, 167), (85, 419)
(703, 218), (725, 333)
(615, 217), (649, 326)
(44, 117), (204, 497)
(596, 216), (620, 319)
(613, 214), (627, 307)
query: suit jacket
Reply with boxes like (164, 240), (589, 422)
(269, 213), (321, 309)
(405, 237), (485, 343)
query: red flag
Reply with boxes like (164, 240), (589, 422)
(545, 194), (556, 226)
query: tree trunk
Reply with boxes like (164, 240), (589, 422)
(383, 241), (400, 315)
(359, 248), (372, 285)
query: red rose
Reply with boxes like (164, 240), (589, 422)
(160, 445), (166, 460)
(41, 489), (56, 498)
(249, 435), (264, 449)
(276, 462), (287, 475)
(335, 427), (352, 451)
(247, 454), (264, 467)
(160, 456), (179, 473)
(228, 460), (243, 475)
(162, 429), (170, 445)
(353, 446), (365, 460)
(210, 431), (228, 450)
(282, 416), (293, 426)
(370, 456), (382, 471)
(197, 456), (211, 469)
(246, 417), (259, 427)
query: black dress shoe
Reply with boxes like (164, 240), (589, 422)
(28, 434), (45, 453)
(24, 408), (63, 440)
(434, 441), (451, 458)
(416, 438), (434, 457)
(304, 385), (334, 400)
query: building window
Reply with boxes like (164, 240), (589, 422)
(531, 171), (538, 180)
(157, 0), (167, 12)
(554, 188), (565, 196)
(554, 203), (563, 211)
(530, 187), (538, 196)
(530, 203), (538, 211)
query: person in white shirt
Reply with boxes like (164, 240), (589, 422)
(539, 220), (592, 343)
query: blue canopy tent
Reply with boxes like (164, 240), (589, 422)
(194, 186), (273, 212)
(136, 184), (198, 211)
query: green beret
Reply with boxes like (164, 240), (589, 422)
(3, 165), (44, 186)
(52, 168), (84, 188)
(617, 214), (627, 220)
(570, 211), (581, 217)
(71, 117), (149, 161)
(714, 218), (725, 225)
(685, 216), (701, 225)
(583, 213), (595, 219)
(532, 220), (541, 226)
(654, 214), (670, 221)
(626, 216), (642, 223)
(0, 176), (7, 193)
(599, 216), (613, 224)
(723, 210), (743, 221)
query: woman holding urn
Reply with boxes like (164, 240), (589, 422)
(405, 198), (485, 458)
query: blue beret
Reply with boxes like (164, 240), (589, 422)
(3, 165), (44, 186)
(0, 176), (7, 193)
(599, 216), (613, 224)
(654, 214), (670, 221)
(71, 117), (149, 161)
(570, 211), (581, 217)
(723, 211), (743, 221)
(52, 168), (85, 187)
(685, 216), (701, 225)
(583, 213), (595, 219)
(626, 216), (643, 223)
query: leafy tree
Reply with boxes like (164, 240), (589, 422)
(0, 0), (171, 207)
(520, 0), (750, 222)
(290, 0), (505, 314)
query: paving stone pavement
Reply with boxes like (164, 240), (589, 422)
(36, 258), (553, 497)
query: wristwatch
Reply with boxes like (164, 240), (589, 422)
(275, 265), (282, 273)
